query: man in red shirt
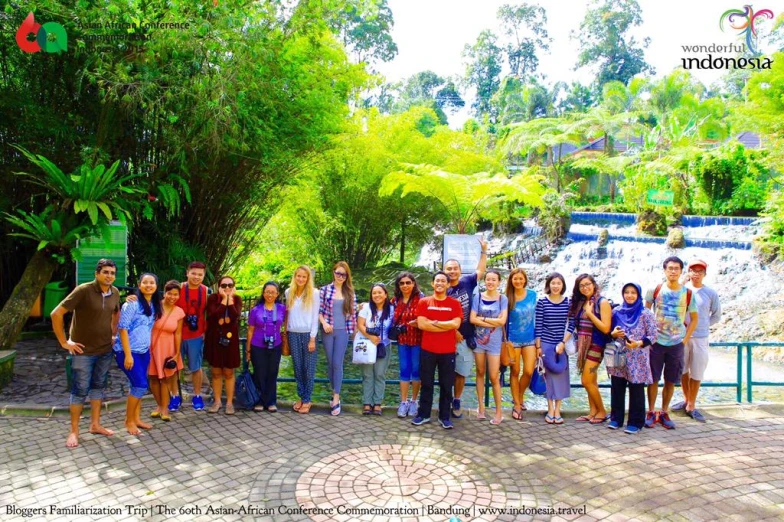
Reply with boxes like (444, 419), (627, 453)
(412, 271), (462, 429)
(174, 261), (209, 411)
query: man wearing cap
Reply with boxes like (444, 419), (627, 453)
(673, 259), (721, 423)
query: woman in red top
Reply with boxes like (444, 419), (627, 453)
(391, 272), (423, 418)
(204, 276), (243, 415)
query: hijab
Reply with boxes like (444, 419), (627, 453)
(613, 283), (644, 331)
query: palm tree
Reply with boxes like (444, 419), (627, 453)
(0, 148), (150, 350)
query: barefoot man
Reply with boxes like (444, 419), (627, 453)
(51, 259), (121, 448)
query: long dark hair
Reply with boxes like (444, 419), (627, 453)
(135, 273), (163, 320)
(570, 273), (599, 317)
(393, 271), (422, 302)
(369, 283), (391, 324)
(333, 261), (355, 316)
(506, 267), (529, 318)
(256, 281), (281, 307)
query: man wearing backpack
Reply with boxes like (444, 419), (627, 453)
(644, 256), (698, 429)
(672, 259), (721, 423)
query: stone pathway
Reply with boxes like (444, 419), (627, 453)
(1, 403), (783, 521)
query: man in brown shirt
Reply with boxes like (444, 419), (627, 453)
(51, 259), (121, 448)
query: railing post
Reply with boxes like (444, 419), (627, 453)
(746, 344), (753, 403)
(484, 369), (490, 409)
(736, 344), (743, 404)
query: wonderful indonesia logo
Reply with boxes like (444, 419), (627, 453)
(681, 4), (775, 70)
(15, 12), (67, 53)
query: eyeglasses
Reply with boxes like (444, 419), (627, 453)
(398, 280), (414, 286)
(219, 283), (235, 289)
(689, 269), (706, 275)
(579, 282), (593, 289)
(665, 267), (682, 272)
(334, 271), (347, 278)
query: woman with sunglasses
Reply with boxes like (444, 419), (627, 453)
(391, 272), (423, 418)
(319, 261), (357, 416)
(358, 283), (395, 415)
(205, 276), (243, 414)
(570, 274), (612, 424)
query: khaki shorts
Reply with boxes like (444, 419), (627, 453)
(683, 337), (710, 381)
(454, 340), (474, 377)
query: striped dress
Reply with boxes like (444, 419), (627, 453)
(535, 296), (574, 400)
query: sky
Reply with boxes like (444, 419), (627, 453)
(375, 0), (781, 126)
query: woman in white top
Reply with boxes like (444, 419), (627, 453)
(357, 283), (395, 416)
(286, 266), (320, 415)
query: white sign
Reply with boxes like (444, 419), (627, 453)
(443, 234), (483, 270)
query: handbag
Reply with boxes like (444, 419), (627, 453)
(500, 328), (514, 367)
(604, 340), (628, 370)
(564, 323), (577, 356)
(377, 342), (387, 359)
(528, 356), (547, 396)
(234, 353), (260, 410)
(352, 333), (377, 364)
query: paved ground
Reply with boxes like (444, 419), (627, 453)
(1, 402), (783, 522)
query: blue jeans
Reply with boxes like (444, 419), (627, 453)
(115, 350), (151, 399)
(69, 352), (113, 405)
(397, 344), (421, 382)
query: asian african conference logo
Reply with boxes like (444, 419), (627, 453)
(16, 12), (67, 53)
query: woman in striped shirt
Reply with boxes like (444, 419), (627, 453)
(535, 272), (574, 424)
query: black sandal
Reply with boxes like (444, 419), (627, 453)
(373, 405), (382, 416)
(362, 404), (372, 415)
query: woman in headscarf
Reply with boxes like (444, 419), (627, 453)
(608, 283), (658, 434)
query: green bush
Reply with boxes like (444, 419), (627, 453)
(694, 144), (769, 215)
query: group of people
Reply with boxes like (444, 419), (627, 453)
(51, 247), (720, 447)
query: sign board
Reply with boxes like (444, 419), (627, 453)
(646, 189), (674, 207)
(443, 234), (483, 270)
(75, 221), (128, 286)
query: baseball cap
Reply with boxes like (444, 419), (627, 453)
(689, 259), (708, 270)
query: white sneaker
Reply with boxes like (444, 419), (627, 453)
(397, 401), (408, 418)
(407, 400), (418, 417)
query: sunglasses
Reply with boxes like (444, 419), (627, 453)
(398, 280), (414, 286)
(334, 271), (347, 278)
(220, 283), (235, 289)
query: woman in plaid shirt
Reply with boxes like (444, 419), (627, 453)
(391, 272), (424, 418)
(319, 261), (357, 416)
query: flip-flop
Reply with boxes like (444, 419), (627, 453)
(150, 411), (161, 418)
(575, 415), (594, 422)
(545, 415), (555, 424)
(267, 406), (278, 413)
(590, 416), (608, 424)
(477, 411), (487, 420)
(553, 416), (564, 424)
(490, 417), (503, 425)
(512, 408), (523, 421)
(298, 403), (311, 414)
(160, 413), (171, 422)
(292, 400), (302, 412)
(331, 402), (342, 416)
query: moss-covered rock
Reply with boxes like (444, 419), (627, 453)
(597, 229), (609, 247)
(666, 228), (685, 248)
(637, 210), (667, 236)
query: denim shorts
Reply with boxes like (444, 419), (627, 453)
(70, 352), (113, 405)
(181, 337), (204, 372)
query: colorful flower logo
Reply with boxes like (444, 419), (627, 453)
(720, 5), (774, 56)
(15, 12), (67, 54)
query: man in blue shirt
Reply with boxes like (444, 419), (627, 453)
(444, 237), (487, 418)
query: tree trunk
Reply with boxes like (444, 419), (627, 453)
(399, 218), (406, 263)
(0, 250), (58, 349)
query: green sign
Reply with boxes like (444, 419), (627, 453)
(646, 189), (674, 207)
(75, 221), (128, 286)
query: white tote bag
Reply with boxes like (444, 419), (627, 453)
(352, 333), (377, 365)
(564, 324), (577, 356)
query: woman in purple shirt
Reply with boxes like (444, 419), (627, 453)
(246, 282), (287, 412)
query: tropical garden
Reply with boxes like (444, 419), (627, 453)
(1, 0), (784, 350)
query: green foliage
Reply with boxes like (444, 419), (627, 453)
(756, 180), (784, 261)
(463, 30), (503, 117)
(327, 0), (398, 64)
(537, 190), (575, 243)
(636, 209), (667, 236)
(496, 3), (551, 78)
(693, 144), (769, 215)
(573, 0), (653, 90)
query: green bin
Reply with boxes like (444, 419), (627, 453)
(44, 281), (69, 317)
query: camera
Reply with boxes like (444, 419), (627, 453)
(365, 326), (381, 337)
(218, 336), (231, 347)
(186, 314), (199, 331)
(389, 323), (406, 341)
(265, 336), (275, 349)
(163, 357), (178, 370)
